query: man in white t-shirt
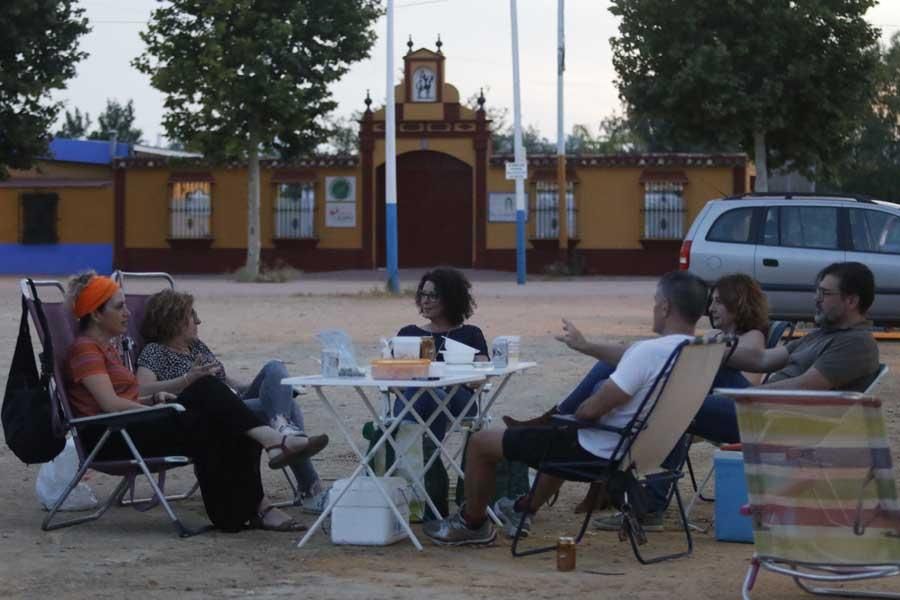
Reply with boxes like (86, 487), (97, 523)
(423, 271), (709, 546)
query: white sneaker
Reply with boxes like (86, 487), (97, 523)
(300, 488), (330, 515)
(271, 414), (305, 437)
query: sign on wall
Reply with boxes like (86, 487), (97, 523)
(325, 176), (356, 228)
(325, 203), (356, 228)
(325, 176), (356, 203)
(488, 192), (529, 222)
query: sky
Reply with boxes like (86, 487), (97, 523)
(56, 0), (900, 147)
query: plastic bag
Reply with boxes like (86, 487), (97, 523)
(35, 437), (99, 511)
(316, 330), (364, 376)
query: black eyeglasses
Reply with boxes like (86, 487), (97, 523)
(417, 291), (441, 301)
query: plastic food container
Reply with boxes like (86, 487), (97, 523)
(370, 359), (430, 380)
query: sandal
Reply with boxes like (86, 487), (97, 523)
(248, 505), (307, 532)
(266, 434), (329, 470)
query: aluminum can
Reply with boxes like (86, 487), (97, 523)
(491, 337), (509, 368)
(321, 349), (340, 377)
(556, 536), (576, 571)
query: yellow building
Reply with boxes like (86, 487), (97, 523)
(2, 43), (751, 275)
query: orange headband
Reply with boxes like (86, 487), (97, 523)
(73, 276), (119, 319)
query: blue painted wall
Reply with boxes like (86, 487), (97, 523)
(0, 244), (113, 275)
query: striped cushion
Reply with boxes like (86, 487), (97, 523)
(734, 392), (900, 566)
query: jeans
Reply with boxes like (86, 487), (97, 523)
(393, 386), (476, 442)
(242, 360), (320, 495)
(557, 360), (616, 414)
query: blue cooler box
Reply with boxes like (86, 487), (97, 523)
(713, 450), (754, 543)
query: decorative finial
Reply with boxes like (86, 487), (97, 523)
(407, 35), (414, 52)
(477, 87), (486, 109)
(436, 34), (443, 53)
(364, 89), (372, 111)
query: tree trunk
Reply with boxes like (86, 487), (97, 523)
(753, 129), (768, 192)
(245, 133), (261, 279)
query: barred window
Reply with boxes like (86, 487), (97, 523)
(169, 181), (212, 239)
(533, 180), (576, 240)
(642, 180), (685, 240)
(274, 182), (316, 239)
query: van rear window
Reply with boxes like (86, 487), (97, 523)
(706, 208), (754, 243)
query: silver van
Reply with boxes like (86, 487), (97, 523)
(680, 193), (900, 325)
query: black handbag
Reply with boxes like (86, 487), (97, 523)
(2, 292), (66, 464)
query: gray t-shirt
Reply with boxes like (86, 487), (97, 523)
(768, 322), (879, 391)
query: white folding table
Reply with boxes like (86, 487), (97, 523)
(282, 371), (487, 550)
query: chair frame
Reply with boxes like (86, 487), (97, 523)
(511, 338), (730, 564)
(21, 278), (209, 537)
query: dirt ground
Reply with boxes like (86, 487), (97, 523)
(0, 270), (897, 599)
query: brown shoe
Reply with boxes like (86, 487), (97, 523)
(502, 408), (559, 428)
(574, 482), (610, 514)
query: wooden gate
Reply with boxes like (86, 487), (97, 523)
(376, 150), (473, 268)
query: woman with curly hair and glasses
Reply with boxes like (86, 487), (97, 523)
(392, 267), (489, 441)
(135, 289), (329, 515)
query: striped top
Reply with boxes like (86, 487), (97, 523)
(66, 336), (140, 417)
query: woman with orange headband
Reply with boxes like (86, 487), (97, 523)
(64, 271), (324, 532)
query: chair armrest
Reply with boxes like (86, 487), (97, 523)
(71, 403), (186, 428)
(551, 413), (626, 434)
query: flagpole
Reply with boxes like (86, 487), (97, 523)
(510, 0), (527, 284)
(385, 0), (399, 293)
(556, 0), (567, 261)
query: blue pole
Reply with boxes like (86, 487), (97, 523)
(516, 209), (526, 283)
(386, 203), (399, 292)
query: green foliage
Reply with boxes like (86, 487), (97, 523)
(320, 111), (363, 155)
(609, 0), (881, 177)
(822, 33), (900, 202)
(56, 107), (92, 139)
(0, 0), (90, 178)
(133, 0), (381, 160)
(87, 99), (143, 144)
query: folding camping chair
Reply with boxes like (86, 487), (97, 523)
(21, 279), (209, 537)
(511, 337), (730, 564)
(686, 362), (890, 531)
(715, 388), (900, 599)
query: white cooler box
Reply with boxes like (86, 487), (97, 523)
(330, 476), (410, 545)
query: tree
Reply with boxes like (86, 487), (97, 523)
(57, 107), (92, 139)
(822, 33), (900, 202)
(135, 0), (381, 278)
(87, 99), (143, 144)
(0, 1), (89, 178)
(609, 0), (881, 191)
(320, 112), (363, 155)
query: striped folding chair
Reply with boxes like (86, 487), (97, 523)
(717, 388), (900, 599)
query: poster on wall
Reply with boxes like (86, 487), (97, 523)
(325, 176), (356, 203)
(488, 192), (529, 222)
(325, 203), (356, 228)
